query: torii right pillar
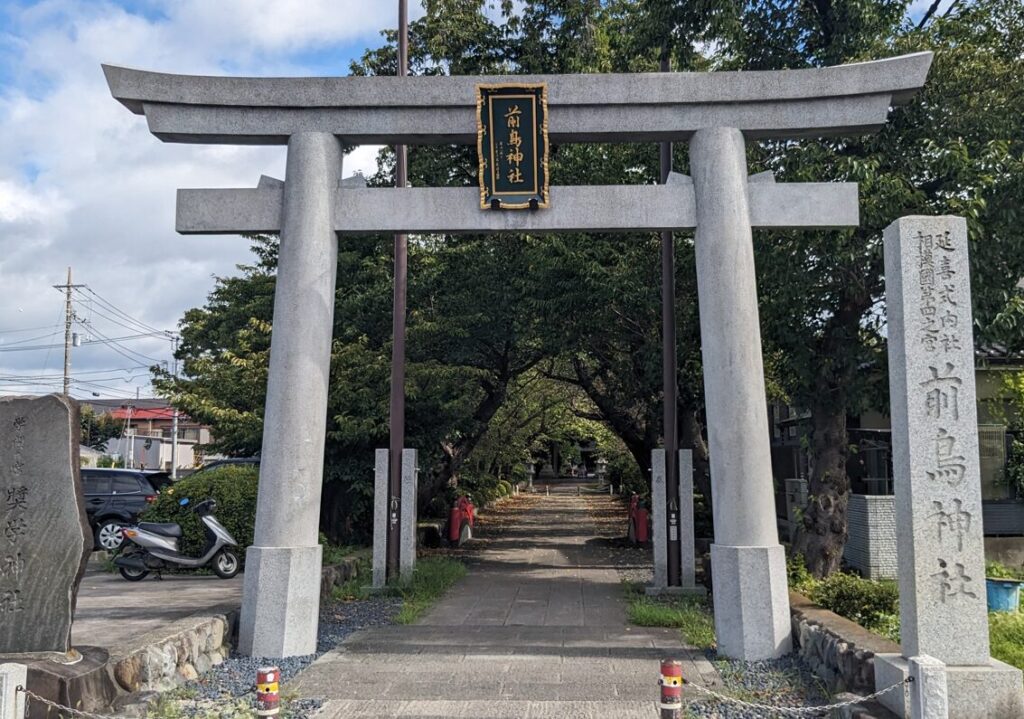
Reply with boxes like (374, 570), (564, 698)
(690, 127), (792, 660)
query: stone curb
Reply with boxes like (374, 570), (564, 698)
(108, 609), (238, 694)
(789, 590), (900, 696)
(320, 548), (372, 598)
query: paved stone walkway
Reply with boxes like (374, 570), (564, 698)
(295, 490), (721, 718)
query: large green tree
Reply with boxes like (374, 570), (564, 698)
(739, 0), (1024, 574)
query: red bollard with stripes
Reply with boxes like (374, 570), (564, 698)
(658, 658), (683, 718)
(256, 666), (281, 717)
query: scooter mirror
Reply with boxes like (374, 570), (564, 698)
(179, 498), (190, 506)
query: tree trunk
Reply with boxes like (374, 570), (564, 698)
(793, 397), (849, 577)
(679, 408), (712, 505)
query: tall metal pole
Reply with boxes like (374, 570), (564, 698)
(62, 267), (73, 397)
(387, 0), (410, 580)
(660, 56), (681, 587)
(170, 334), (179, 479)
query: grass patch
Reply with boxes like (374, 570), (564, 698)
(319, 533), (361, 566)
(627, 594), (716, 651)
(990, 611), (1024, 671)
(394, 557), (467, 624)
(331, 556), (372, 601)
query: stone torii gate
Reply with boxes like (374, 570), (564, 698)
(104, 52), (932, 660)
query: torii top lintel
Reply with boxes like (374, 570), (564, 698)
(103, 52), (932, 146)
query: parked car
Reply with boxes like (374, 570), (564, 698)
(81, 468), (162, 551)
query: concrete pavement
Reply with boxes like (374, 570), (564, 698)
(294, 491), (720, 718)
(73, 569), (242, 656)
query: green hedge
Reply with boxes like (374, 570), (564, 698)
(140, 465), (259, 557)
(787, 556), (900, 641)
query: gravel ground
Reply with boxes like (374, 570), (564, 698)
(685, 653), (833, 718)
(580, 495), (836, 718)
(167, 594), (402, 718)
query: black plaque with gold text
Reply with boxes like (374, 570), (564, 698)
(477, 83), (549, 209)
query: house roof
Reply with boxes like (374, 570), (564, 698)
(110, 407), (179, 420)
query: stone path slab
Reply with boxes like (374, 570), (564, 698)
(294, 492), (720, 717)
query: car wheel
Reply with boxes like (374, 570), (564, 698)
(95, 521), (125, 551)
(119, 566), (149, 581)
(212, 549), (240, 579)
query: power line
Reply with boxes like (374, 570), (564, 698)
(82, 324), (167, 365)
(0, 330), (64, 346)
(72, 290), (169, 338)
(0, 333), (168, 353)
(0, 323), (64, 335)
(0, 365), (149, 380)
(78, 287), (166, 335)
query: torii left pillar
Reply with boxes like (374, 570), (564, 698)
(690, 127), (792, 660)
(239, 132), (342, 657)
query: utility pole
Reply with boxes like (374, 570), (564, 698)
(53, 267), (85, 397)
(660, 55), (682, 587)
(386, 0), (410, 581)
(170, 334), (179, 479)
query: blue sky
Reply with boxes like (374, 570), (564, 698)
(0, 0), (426, 399)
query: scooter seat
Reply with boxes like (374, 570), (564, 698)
(138, 522), (182, 538)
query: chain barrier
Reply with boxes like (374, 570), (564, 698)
(16, 686), (128, 719)
(678, 675), (912, 717)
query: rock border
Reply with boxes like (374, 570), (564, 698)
(789, 590), (900, 696)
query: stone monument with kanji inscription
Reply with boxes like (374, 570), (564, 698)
(0, 395), (91, 654)
(875, 216), (1023, 718)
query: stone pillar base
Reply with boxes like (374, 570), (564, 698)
(875, 653), (1024, 719)
(710, 544), (791, 660)
(238, 545), (322, 658)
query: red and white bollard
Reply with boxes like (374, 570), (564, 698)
(658, 659), (683, 719)
(256, 666), (281, 717)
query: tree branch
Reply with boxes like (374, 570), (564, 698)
(916, 0), (943, 29)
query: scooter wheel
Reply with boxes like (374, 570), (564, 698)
(213, 549), (240, 579)
(119, 566), (149, 582)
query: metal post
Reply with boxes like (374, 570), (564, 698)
(386, 0), (410, 581)
(52, 269), (84, 396)
(170, 335), (179, 479)
(659, 56), (681, 587)
(62, 267), (73, 397)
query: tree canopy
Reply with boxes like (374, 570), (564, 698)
(156, 0), (1024, 562)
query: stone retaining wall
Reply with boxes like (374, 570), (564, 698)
(108, 552), (369, 701)
(109, 611), (236, 694)
(320, 550), (371, 598)
(789, 591), (900, 696)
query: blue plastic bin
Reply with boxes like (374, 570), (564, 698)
(986, 578), (1020, 612)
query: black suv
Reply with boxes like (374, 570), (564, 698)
(81, 469), (168, 551)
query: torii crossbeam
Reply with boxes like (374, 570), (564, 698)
(105, 52), (932, 661)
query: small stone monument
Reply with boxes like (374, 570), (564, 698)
(648, 449), (703, 595)
(875, 216), (1024, 718)
(0, 395), (91, 654)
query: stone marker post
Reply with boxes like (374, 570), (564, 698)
(689, 127), (791, 660)
(909, 655), (948, 719)
(875, 216), (1023, 718)
(399, 448), (418, 583)
(238, 133), (342, 658)
(0, 663), (27, 719)
(0, 395), (91, 654)
(648, 450), (703, 595)
(372, 449), (389, 589)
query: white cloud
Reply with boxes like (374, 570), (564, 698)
(0, 0), (400, 399)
